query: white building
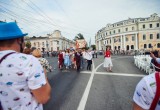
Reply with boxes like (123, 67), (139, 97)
(95, 13), (160, 51)
(25, 30), (75, 51)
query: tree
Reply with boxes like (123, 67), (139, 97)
(77, 33), (84, 39)
(91, 45), (96, 50)
(25, 41), (31, 49)
(73, 33), (84, 41)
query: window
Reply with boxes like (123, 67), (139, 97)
(110, 39), (111, 43)
(144, 44), (147, 48)
(126, 45), (129, 50)
(143, 24), (145, 29)
(157, 33), (160, 39)
(106, 32), (107, 36)
(57, 47), (59, 51)
(113, 30), (115, 34)
(42, 42), (44, 46)
(132, 36), (135, 41)
(118, 29), (120, 33)
(119, 38), (121, 42)
(150, 34), (153, 39)
(57, 41), (59, 45)
(126, 37), (128, 41)
(38, 42), (40, 47)
(126, 28), (128, 31)
(157, 23), (159, 27)
(148, 44), (152, 48)
(157, 43), (160, 48)
(132, 27), (134, 30)
(110, 31), (111, 35)
(107, 40), (108, 44)
(150, 24), (152, 28)
(143, 34), (146, 40)
(34, 42), (36, 46)
(131, 45), (134, 49)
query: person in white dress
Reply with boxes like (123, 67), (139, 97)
(103, 46), (113, 72)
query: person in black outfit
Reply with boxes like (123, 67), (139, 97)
(47, 51), (49, 57)
(86, 50), (92, 71)
(87, 60), (92, 70)
(75, 50), (82, 72)
(95, 50), (98, 58)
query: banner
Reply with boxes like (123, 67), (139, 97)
(76, 39), (86, 49)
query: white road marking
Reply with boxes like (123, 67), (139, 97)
(80, 71), (92, 74)
(95, 72), (145, 77)
(77, 56), (141, 110)
(80, 71), (145, 77)
(77, 61), (95, 110)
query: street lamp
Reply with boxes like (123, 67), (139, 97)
(46, 37), (49, 51)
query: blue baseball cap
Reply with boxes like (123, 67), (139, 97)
(0, 22), (28, 40)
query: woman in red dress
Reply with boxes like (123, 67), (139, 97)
(103, 46), (113, 72)
(58, 50), (63, 69)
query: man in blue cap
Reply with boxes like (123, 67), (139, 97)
(0, 22), (51, 110)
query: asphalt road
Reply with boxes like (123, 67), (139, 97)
(43, 55), (146, 110)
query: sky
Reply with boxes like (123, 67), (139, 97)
(0, 0), (160, 44)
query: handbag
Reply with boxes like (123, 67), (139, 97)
(150, 72), (160, 110)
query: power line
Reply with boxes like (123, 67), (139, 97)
(0, 0), (94, 37)
(25, 0), (94, 35)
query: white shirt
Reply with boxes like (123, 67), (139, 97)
(84, 52), (92, 60)
(133, 72), (160, 110)
(0, 50), (46, 110)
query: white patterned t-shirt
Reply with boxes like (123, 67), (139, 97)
(0, 50), (46, 110)
(133, 72), (160, 110)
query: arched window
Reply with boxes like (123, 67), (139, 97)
(114, 46), (117, 50)
(126, 45), (129, 50)
(157, 43), (160, 48)
(148, 44), (152, 48)
(144, 44), (147, 48)
(131, 45), (134, 49)
(157, 33), (160, 39)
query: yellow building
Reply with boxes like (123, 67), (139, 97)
(95, 13), (160, 51)
(25, 30), (75, 51)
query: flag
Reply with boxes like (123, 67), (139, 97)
(76, 39), (86, 49)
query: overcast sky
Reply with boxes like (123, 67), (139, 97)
(0, 0), (160, 44)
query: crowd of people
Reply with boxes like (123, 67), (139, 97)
(1, 22), (160, 110)
(57, 49), (93, 72)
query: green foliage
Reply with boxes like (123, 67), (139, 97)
(91, 45), (96, 50)
(25, 41), (31, 49)
(74, 33), (84, 41)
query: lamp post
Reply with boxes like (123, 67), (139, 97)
(46, 37), (49, 51)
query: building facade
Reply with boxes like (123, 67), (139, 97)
(95, 13), (160, 51)
(25, 30), (75, 51)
